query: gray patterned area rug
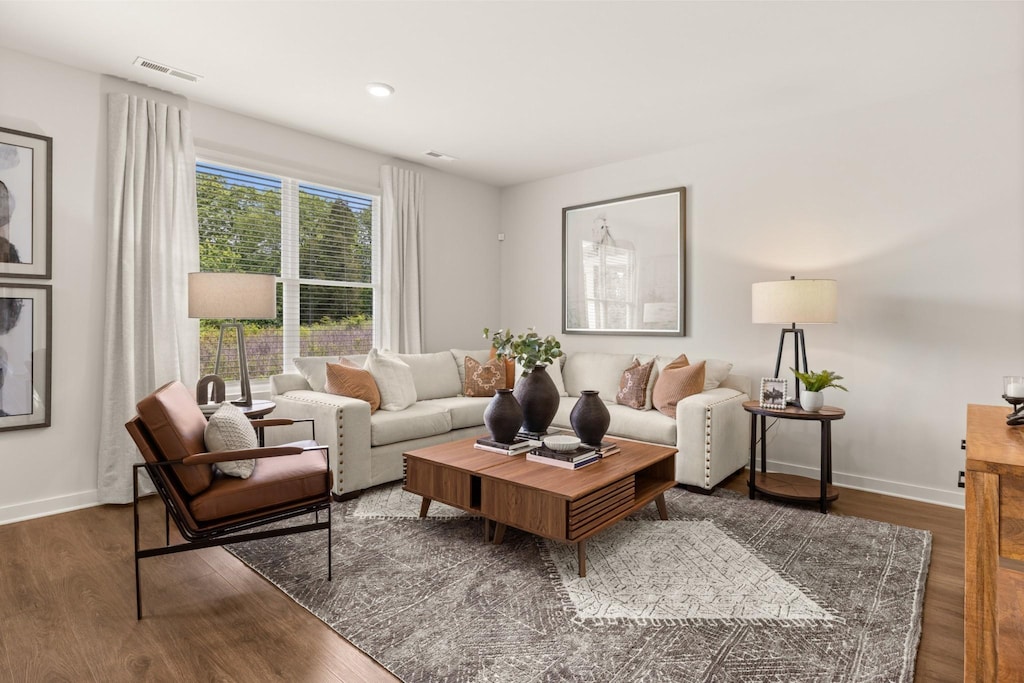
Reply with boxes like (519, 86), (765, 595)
(228, 485), (931, 682)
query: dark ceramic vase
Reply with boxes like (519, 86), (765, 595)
(483, 389), (523, 444)
(513, 364), (560, 435)
(570, 390), (611, 447)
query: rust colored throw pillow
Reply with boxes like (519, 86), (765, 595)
(464, 356), (506, 397)
(616, 358), (656, 410)
(325, 358), (381, 413)
(652, 354), (706, 419)
(488, 347), (517, 389)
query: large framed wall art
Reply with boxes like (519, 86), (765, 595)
(0, 283), (51, 431)
(562, 187), (686, 336)
(0, 127), (53, 279)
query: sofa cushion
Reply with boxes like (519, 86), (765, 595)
(450, 348), (491, 389)
(563, 352), (635, 400)
(397, 351), (462, 401)
(189, 440), (328, 522)
(366, 349), (418, 411)
(606, 403), (677, 446)
(369, 402), (453, 446)
(204, 403), (258, 478)
(292, 356), (341, 393)
(653, 356), (706, 418)
(422, 397), (491, 429)
(616, 358), (655, 410)
(325, 359), (381, 413)
(464, 356), (505, 397)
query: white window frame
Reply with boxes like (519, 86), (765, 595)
(196, 151), (381, 394)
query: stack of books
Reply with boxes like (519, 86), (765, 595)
(585, 440), (620, 458)
(474, 436), (533, 455)
(526, 445), (600, 470)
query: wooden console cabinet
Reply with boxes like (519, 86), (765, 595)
(964, 404), (1024, 681)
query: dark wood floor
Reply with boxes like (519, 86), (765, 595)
(0, 472), (964, 682)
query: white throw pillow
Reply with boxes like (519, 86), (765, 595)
(292, 355), (341, 393)
(204, 404), (258, 479)
(365, 349), (418, 411)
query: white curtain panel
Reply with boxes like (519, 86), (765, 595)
(96, 94), (200, 503)
(380, 165), (424, 353)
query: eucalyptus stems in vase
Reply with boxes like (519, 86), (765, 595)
(484, 327), (564, 435)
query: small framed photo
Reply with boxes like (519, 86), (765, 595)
(759, 378), (787, 411)
(0, 283), (51, 431)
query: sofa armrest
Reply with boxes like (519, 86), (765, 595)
(263, 390), (372, 497)
(270, 373), (312, 396)
(675, 388), (750, 489)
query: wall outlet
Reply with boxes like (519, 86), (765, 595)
(497, 232), (505, 241)
(958, 471), (966, 488)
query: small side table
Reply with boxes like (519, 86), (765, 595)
(742, 400), (845, 514)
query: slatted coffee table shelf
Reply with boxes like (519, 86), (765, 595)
(404, 436), (677, 576)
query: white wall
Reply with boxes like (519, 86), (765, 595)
(500, 73), (1024, 507)
(0, 47), (500, 523)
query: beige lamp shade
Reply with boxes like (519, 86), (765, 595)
(188, 272), (277, 319)
(751, 279), (837, 324)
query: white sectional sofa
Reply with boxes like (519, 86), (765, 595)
(268, 349), (751, 498)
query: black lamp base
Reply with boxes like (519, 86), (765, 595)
(773, 324), (808, 404)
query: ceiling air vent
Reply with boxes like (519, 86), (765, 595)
(133, 57), (202, 82)
(424, 150), (457, 162)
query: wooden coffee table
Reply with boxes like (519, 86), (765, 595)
(403, 436), (677, 576)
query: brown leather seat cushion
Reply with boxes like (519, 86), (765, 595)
(189, 440), (329, 522)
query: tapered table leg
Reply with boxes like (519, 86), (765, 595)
(419, 498), (432, 518)
(578, 540), (587, 577)
(655, 493), (668, 520)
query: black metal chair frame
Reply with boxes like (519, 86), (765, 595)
(131, 418), (332, 619)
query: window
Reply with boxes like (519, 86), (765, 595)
(196, 161), (378, 383)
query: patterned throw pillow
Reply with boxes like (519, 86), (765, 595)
(488, 347), (517, 390)
(325, 358), (381, 413)
(652, 354), (706, 419)
(616, 358), (655, 410)
(204, 403), (258, 478)
(464, 356), (506, 397)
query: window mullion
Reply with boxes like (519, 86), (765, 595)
(281, 178), (300, 368)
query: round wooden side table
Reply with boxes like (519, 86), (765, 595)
(742, 400), (845, 514)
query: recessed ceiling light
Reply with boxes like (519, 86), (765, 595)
(366, 82), (394, 97)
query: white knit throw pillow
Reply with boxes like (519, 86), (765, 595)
(204, 403), (258, 478)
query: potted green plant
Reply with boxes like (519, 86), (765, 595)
(484, 327), (564, 434)
(789, 368), (847, 412)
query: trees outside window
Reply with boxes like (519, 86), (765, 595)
(196, 162), (378, 382)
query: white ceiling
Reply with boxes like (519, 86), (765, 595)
(0, 1), (1021, 187)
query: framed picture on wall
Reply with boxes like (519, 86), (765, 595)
(0, 283), (51, 432)
(0, 127), (53, 279)
(562, 187), (686, 336)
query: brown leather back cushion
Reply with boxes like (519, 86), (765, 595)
(136, 380), (214, 495)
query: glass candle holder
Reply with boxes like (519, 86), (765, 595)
(1003, 376), (1024, 399)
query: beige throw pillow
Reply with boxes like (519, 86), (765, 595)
(464, 356), (506, 397)
(325, 359), (381, 413)
(204, 403), (258, 478)
(616, 358), (655, 410)
(652, 354), (706, 418)
(364, 349), (417, 411)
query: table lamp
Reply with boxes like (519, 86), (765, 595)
(751, 276), (837, 403)
(188, 272), (276, 407)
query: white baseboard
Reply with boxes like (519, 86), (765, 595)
(766, 460), (965, 510)
(0, 489), (101, 526)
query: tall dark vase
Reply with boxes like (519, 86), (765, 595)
(570, 390), (611, 447)
(513, 364), (559, 435)
(483, 389), (523, 444)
